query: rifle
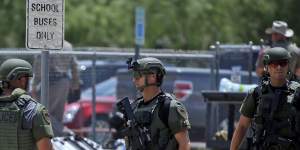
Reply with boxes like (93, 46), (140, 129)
(116, 97), (151, 150)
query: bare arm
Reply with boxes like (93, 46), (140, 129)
(295, 68), (300, 79)
(36, 137), (53, 150)
(175, 129), (190, 150)
(230, 115), (251, 150)
(255, 48), (265, 78)
(256, 66), (264, 78)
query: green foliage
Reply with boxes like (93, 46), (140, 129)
(0, 0), (299, 50)
(0, 0), (25, 47)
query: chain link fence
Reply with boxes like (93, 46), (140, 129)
(0, 47), (216, 145)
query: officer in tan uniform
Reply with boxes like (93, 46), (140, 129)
(231, 47), (300, 150)
(126, 57), (191, 150)
(256, 21), (300, 80)
(31, 41), (80, 125)
(0, 58), (53, 150)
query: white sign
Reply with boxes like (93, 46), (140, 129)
(26, 0), (64, 50)
(135, 7), (145, 46)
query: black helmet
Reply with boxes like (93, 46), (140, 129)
(263, 47), (291, 65)
(0, 59), (33, 81)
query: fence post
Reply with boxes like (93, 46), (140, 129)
(41, 50), (49, 108)
(91, 51), (97, 141)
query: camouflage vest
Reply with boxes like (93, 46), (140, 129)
(253, 81), (300, 149)
(132, 93), (177, 150)
(0, 89), (37, 150)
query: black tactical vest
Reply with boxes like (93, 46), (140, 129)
(131, 93), (178, 150)
(252, 81), (300, 150)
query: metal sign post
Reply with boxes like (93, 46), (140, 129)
(26, 0), (64, 107)
(134, 6), (145, 61)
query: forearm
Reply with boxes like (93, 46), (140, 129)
(175, 130), (191, 150)
(256, 67), (264, 77)
(295, 68), (300, 79)
(230, 124), (248, 150)
(178, 142), (190, 150)
(36, 137), (53, 150)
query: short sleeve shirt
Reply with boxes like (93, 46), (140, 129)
(240, 88), (257, 118)
(168, 100), (191, 134)
(32, 104), (54, 141)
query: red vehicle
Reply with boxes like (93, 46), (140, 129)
(63, 77), (117, 142)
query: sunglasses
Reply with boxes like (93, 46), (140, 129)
(132, 71), (154, 79)
(269, 60), (288, 68)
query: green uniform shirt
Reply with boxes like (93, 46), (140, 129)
(168, 99), (191, 133)
(0, 88), (53, 142)
(240, 88), (257, 118)
(32, 104), (54, 141)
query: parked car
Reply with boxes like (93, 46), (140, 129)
(66, 60), (126, 103)
(78, 60), (126, 90)
(116, 67), (258, 142)
(63, 77), (117, 143)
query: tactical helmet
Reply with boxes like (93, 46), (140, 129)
(129, 57), (166, 76)
(134, 57), (166, 75)
(0, 59), (33, 81)
(127, 57), (166, 86)
(263, 47), (291, 65)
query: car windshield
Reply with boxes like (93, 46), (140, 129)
(81, 77), (117, 98)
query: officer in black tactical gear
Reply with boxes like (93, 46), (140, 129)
(124, 57), (191, 150)
(0, 58), (53, 150)
(230, 47), (300, 150)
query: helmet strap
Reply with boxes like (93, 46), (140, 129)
(142, 74), (159, 89)
(144, 76), (158, 87)
(0, 81), (10, 90)
(24, 78), (30, 91)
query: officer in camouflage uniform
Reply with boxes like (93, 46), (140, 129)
(127, 57), (191, 150)
(256, 21), (300, 80)
(0, 59), (54, 150)
(231, 47), (300, 150)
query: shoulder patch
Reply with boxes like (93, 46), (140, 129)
(175, 102), (188, 120)
(42, 109), (51, 125)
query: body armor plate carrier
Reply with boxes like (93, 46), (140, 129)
(252, 81), (300, 150)
(0, 94), (38, 150)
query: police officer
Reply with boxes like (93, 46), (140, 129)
(230, 47), (300, 150)
(0, 59), (54, 150)
(127, 57), (191, 150)
(256, 21), (300, 80)
(31, 41), (80, 125)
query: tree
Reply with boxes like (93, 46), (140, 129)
(0, 0), (299, 50)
